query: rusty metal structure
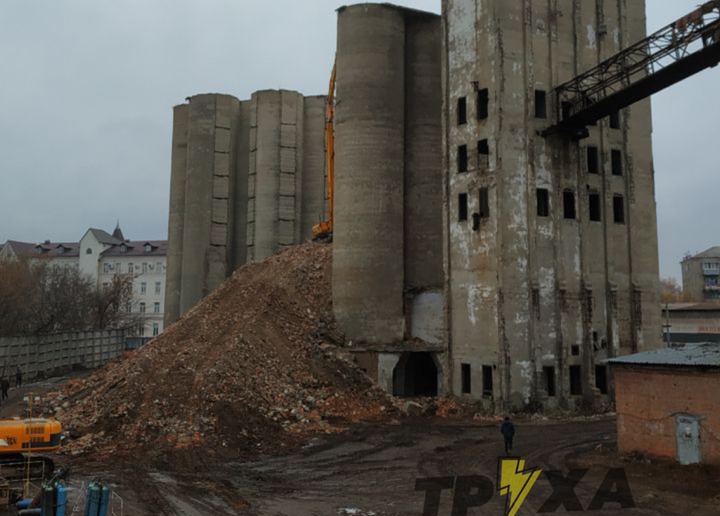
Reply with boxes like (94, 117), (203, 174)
(544, 0), (720, 137)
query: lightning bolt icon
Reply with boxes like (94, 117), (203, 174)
(498, 458), (542, 516)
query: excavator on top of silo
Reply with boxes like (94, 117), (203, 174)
(312, 61), (336, 242)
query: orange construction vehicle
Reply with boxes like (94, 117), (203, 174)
(312, 61), (336, 241)
(0, 418), (61, 479)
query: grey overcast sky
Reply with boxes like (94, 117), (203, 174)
(0, 1), (718, 280)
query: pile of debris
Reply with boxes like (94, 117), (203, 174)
(44, 243), (394, 466)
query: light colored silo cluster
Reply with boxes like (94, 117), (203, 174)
(165, 91), (326, 326)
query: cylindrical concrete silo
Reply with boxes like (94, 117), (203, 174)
(207, 94), (240, 292)
(333, 4), (406, 344)
(179, 94), (218, 314)
(248, 90), (282, 261)
(404, 14), (443, 290)
(301, 95), (327, 240)
(164, 103), (189, 326)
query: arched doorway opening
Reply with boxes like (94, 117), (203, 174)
(392, 352), (439, 397)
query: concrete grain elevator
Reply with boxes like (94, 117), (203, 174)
(164, 0), (667, 412)
(332, 0), (661, 410)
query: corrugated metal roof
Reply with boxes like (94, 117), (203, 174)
(608, 343), (720, 367)
(666, 302), (720, 312)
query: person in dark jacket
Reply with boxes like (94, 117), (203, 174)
(0, 378), (8, 400)
(500, 416), (515, 455)
(15, 366), (22, 388)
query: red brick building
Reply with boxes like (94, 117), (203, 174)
(609, 343), (720, 465)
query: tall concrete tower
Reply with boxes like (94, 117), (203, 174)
(443, 0), (660, 410)
(333, 4), (446, 396)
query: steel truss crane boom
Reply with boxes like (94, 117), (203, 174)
(543, 0), (720, 138)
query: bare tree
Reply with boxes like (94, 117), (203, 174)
(660, 277), (684, 304)
(89, 274), (136, 330)
(0, 261), (138, 336)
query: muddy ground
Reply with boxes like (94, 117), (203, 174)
(1, 378), (718, 515)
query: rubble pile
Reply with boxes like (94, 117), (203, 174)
(45, 243), (394, 464)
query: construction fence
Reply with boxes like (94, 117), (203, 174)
(0, 330), (127, 380)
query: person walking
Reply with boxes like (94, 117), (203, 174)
(15, 366), (22, 388)
(500, 416), (515, 455)
(0, 378), (8, 400)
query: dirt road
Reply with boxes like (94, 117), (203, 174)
(1, 380), (716, 515)
(72, 417), (717, 516)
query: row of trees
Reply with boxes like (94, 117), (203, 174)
(0, 261), (136, 337)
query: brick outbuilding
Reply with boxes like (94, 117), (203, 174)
(609, 343), (720, 465)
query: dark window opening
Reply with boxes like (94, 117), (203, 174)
(532, 288), (541, 320)
(478, 188), (489, 219)
(461, 363), (471, 394)
(595, 365), (608, 395)
(571, 345), (580, 356)
(544, 366), (556, 397)
(611, 149), (623, 176)
(477, 88), (489, 120)
(392, 352), (438, 397)
(458, 193), (468, 221)
(587, 146), (599, 174)
(569, 365), (583, 396)
(457, 97), (467, 125)
(482, 365), (493, 398)
(561, 101), (573, 121)
(613, 195), (625, 224)
(536, 188), (550, 217)
(563, 190), (576, 219)
(609, 111), (621, 129)
(478, 139), (489, 168)
(535, 90), (547, 119)
(472, 213), (480, 231)
(457, 145), (468, 173)
(589, 192), (601, 221)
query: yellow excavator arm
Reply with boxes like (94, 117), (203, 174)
(312, 61), (336, 241)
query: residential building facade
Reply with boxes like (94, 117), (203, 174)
(681, 247), (720, 301)
(1, 225), (167, 338)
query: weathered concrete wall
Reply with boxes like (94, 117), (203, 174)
(247, 91), (282, 262)
(232, 100), (251, 271)
(164, 104), (189, 327)
(443, 0), (660, 410)
(165, 91), (325, 324)
(334, 4), (444, 347)
(405, 13), (444, 292)
(614, 366), (720, 465)
(301, 96), (327, 240)
(0, 330), (127, 379)
(177, 94), (240, 316)
(334, 4), (407, 344)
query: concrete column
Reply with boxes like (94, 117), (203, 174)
(248, 90), (282, 262)
(404, 14), (443, 290)
(180, 95), (216, 314)
(301, 95), (327, 241)
(207, 95), (240, 291)
(232, 100), (251, 271)
(333, 4), (406, 344)
(278, 91), (303, 249)
(179, 94), (239, 314)
(164, 103), (189, 326)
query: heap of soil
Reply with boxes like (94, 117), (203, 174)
(45, 243), (394, 467)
